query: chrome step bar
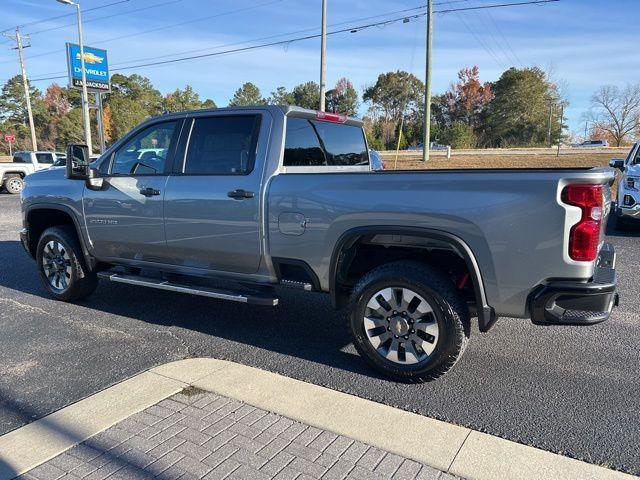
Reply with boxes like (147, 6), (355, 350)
(97, 272), (279, 306)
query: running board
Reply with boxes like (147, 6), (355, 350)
(97, 272), (279, 306)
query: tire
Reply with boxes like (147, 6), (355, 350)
(36, 225), (98, 301)
(3, 175), (24, 194)
(347, 261), (470, 383)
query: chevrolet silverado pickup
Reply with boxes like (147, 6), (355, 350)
(19, 106), (619, 382)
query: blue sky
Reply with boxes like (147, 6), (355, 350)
(0, 0), (638, 135)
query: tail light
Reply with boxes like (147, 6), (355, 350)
(562, 184), (603, 262)
(315, 111), (348, 124)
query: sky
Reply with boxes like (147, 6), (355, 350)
(0, 0), (638, 135)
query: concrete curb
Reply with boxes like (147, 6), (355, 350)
(0, 358), (636, 480)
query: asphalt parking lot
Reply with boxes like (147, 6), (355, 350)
(0, 194), (638, 475)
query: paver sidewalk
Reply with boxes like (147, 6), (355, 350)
(19, 389), (459, 480)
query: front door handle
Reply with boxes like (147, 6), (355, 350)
(139, 187), (161, 197)
(227, 189), (255, 200)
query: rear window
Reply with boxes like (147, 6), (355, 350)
(184, 115), (261, 175)
(284, 117), (368, 167)
(12, 154), (27, 163)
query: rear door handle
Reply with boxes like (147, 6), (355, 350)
(227, 189), (255, 200)
(139, 187), (161, 197)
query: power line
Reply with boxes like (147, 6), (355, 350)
(485, 9), (523, 66)
(0, 0), (286, 65)
(24, 0), (559, 83)
(0, 0), (131, 34)
(26, 0), (184, 36)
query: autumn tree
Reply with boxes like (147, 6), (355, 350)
(587, 84), (640, 147)
(443, 66), (492, 129)
(228, 82), (266, 106)
(326, 77), (359, 116)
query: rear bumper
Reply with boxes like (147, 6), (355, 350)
(529, 243), (618, 326)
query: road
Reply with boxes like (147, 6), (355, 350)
(0, 194), (638, 474)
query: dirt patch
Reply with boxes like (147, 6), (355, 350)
(379, 152), (617, 170)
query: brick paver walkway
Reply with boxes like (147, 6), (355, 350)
(19, 388), (459, 480)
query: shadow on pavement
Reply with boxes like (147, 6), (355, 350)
(0, 240), (384, 383)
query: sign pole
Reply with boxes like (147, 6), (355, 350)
(8, 140), (12, 157)
(319, 0), (327, 112)
(96, 93), (106, 154)
(422, 0), (433, 163)
(75, 3), (93, 155)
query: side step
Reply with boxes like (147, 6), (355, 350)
(97, 272), (279, 306)
(280, 279), (313, 291)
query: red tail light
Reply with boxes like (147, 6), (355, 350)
(562, 184), (603, 262)
(315, 111), (348, 123)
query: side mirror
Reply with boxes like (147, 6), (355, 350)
(66, 144), (90, 180)
(609, 158), (625, 170)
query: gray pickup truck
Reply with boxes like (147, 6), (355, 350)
(19, 106), (619, 382)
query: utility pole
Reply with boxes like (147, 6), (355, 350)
(556, 103), (564, 158)
(3, 28), (38, 151)
(319, 0), (327, 111)
(547, 103), (553, 148)
(422, 0), (433, 163)
(584, 121), (588, 140)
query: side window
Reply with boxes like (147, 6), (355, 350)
(111, 121), (177, 175)
(283, 117), (369, 167)
(284, 118), (326, 167)
(35, 153), (54, 164)
(633, 146), (640, 165)
(311, 121), (369, 166)
(183, 115), (260, 175)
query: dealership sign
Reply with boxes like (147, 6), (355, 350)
(66, 43), (110, 92)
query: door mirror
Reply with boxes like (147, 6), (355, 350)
(66, 144), (90, 180)
(609, 158), (625, 170)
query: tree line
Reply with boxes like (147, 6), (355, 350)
(0, 66), (638, 155)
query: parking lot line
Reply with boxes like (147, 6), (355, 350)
(0, 358), (636, 480)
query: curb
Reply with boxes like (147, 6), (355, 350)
(0, 358), (636, 480)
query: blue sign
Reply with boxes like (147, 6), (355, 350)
(66, 43), (110, 92)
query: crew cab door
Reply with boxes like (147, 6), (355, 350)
(82, 119), (182, 263)
(162, 112), (267, 274)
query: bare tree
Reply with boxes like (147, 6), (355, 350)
(588, 84), (640, 146)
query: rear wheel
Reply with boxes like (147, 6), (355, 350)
(36, 226), (97, 301)
(348, 261), (470, 383)
(3, 175), (24, 194)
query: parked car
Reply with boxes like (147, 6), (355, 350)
(0, 151), (64, 194)
(572, 139), (609, 148)
(609, 141), (639, 228)
(407, 142), (450, 151)
(369, 149), (384, 170)
(19, 106), (618, 382)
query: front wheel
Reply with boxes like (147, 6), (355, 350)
(3, 175), (24, 194)
(36, 226), (98, 301)
(348, 261), (470, 383)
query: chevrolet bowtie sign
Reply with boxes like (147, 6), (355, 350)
(66, 43), (110, 93)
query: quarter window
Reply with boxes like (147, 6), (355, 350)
(111, 121), (177, 175)
(183, 115), (261, 175)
